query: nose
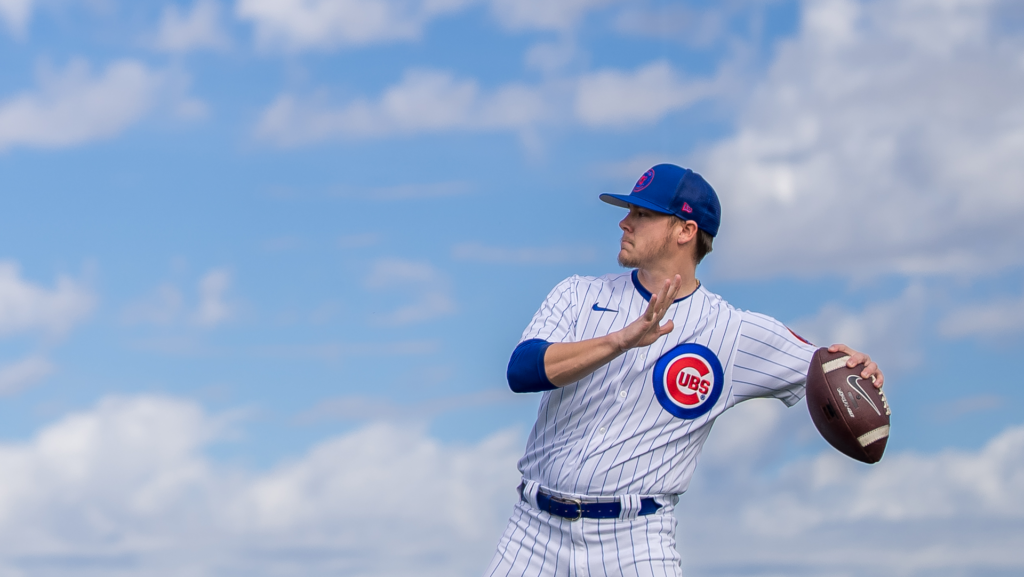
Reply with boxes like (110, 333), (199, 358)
(619, 213), (632, 232)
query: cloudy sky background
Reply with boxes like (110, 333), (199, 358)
(2, 0), (1023, 575)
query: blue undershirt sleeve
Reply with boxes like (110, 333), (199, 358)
(507, 338), (557, 393)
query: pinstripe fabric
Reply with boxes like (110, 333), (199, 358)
(516, 272), (816, 498)
(487, 272), (815, 575)
(485, 499), (682, 577)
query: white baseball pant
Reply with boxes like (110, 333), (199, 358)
(484, 493), (682, 577)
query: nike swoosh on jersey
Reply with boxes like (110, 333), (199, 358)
(592, 303), (617, 312)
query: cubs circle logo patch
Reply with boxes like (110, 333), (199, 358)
(633, 168), (655, 192)
(652, 343), (724, 419)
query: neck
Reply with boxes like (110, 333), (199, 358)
(636, 264), (699, 299)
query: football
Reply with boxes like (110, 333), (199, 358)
(806, 348), (891, 464)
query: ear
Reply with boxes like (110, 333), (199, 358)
(674, 219), (698, 245)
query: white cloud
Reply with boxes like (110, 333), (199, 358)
(0, 58), (196, 151)
(236, 0), (474, 51)
(365, 258), (455, 325)
(255, 60), (714, 145)
(122, 269), (234, 328)
(575, 60), (715, 128)
(193, 269), (233, 327)
(255, 69), (552, 145)
(231, 421), (517, 564)
(747, 426), (1024, 529)
(298, 389), (509, 423)
(0, 355), (53, 395)
(0, 0), (32, 37)
(695, 398), (793, 474)
(524, 39), (581, 75)
(0, 395), (521, 575)
(0, 261), (94, 338)
(597, 153), (682, 181)
(613, 4), (726, 47)
(0, 396), (224, 555)
(489, 0), (615, 31)
(3, 394), (1023, 575)
(155, 0), (230, 53)
(121, 284), (184, 325)
(790, 283), (928, 369)
(939, 284), (1024, 338)
(690, 0), (1024, 279)
(235, 0), (622, 51)
(678, 399), (1024, 576)
(365, 258), (441, 286)
(453, 242), (597, 264)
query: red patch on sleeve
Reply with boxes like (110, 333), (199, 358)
(788, 327), (812, 345)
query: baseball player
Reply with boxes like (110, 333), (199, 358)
(485, 164), (883, 576)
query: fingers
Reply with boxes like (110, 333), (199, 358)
(656, 278), (672, 308)
(860, 360), (876, 379)
(627, 278), (681, 349)
(847, 352), (869, 368)
(859, 360), (877, 378)
(828, 343), (867, 367)
(653, 276), (681, 317)
(830, 343), (885, 388)
(859, 359), (884, 388)
(627, 275), (687, 350)
(664, 275), (682, 304)
(645, 293), (659, 321)
(645, 280), (672, 322)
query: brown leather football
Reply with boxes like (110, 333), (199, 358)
(806, 348), (891, 464)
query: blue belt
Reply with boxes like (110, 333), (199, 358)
(529, 490), (662, 521)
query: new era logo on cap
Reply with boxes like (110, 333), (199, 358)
(598, 164), (722, 237)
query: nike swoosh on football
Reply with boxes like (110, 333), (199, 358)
(846, 375), (881, 416)
(592, 303), (617, 312)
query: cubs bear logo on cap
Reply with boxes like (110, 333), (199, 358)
(633, 168), (655, 192)
(599, 163), (722, 237)
(652, 343), (724, 419)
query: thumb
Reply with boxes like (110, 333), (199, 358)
(659, 319), (674, 335)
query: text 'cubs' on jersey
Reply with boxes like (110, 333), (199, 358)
(516, 271), (816, 498)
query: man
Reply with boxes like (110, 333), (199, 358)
(485, 164), (883, 576)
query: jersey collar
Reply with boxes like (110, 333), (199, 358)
(631, 270), (700, 304)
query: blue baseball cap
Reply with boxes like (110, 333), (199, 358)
(600, 164), (721, 237)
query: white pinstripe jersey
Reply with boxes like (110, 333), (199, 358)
(517, 271), (816, 498)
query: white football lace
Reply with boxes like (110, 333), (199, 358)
(857, 425), (890, 447)
(821, 356), (851, 374)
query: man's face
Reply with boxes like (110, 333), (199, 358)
(617, 206), (678, 269)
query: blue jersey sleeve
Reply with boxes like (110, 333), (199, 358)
(507, 339), (556, 393)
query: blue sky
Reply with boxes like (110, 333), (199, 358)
(2, 0), (1024, 575)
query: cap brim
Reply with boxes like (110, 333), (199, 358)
(599, 193), (675, 215)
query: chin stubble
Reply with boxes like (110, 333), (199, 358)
(617, 252), (640, 268)
(618, 231), (675, 269)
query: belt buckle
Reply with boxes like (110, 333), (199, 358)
(562, 497), (583, 522)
